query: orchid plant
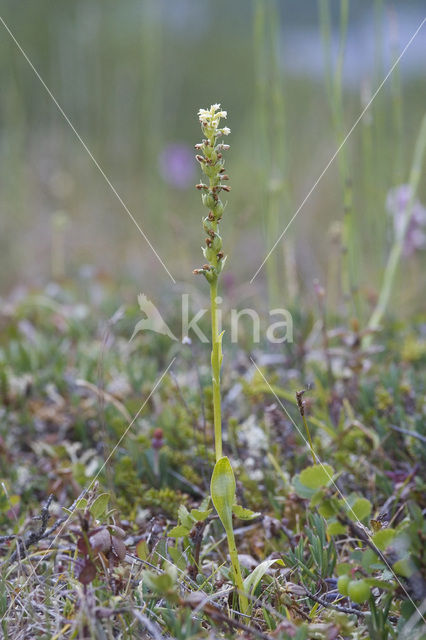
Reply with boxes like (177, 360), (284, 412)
(193, 104), (257, 614)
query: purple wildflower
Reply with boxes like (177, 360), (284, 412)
(158, 143), (195, 189)
(386, 184), (426, 257)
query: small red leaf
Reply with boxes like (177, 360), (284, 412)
(77, 536), (89, 555)
(75, 558), (97, 585)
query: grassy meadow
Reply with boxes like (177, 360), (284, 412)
(0, 2), (425, 638)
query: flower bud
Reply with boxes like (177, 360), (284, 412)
(202, 193), (216, 209)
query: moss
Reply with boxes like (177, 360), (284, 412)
(401, 336), (426, 363)
(142, 487), (185, 518)
(375, 385), (394, 412)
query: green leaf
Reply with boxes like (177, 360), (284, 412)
(336, 563), (351, 576)
(167, 525), (190, 538)
(372, 528), (395, 550)
(190, 508), (212, 522)
(347, 497), (372, 521)
(243, 559), (285, 596)
(318, 498), (339, 518)
(293, 474), (317, 499)
(299, 464), (334, 489)
(393, 557), (413, 578)
(143, 566), (177, 595)
(178, 504), (193, 529)
(327, 520), (347, 536)
(198, 496), (210, 511)
(210, 456), (235, 535)
(90, 493), (110, 520)
(232, 504), (261, 520)
(168, 545), (188, 571)
(361, 548), (379, 570)
(63, 497), (87, 514)
(218, 330), (225, 368)
(364, 577), (394, 590)
(136, 540), (148, 561)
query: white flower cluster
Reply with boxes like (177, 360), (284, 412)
(198, 104), (231, 137)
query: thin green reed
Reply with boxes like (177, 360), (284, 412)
(371, 0), (388, 265)
(389, 14), (404, 186)
(253, 0), (292, 306)
(361, 0), (399, 282)
(319, 0), (359, 312)
(140, 0), (165, 231)
(193, 105), (248, 614)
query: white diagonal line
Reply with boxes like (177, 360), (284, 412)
(1, 357), (175, 623)
(250, 17), (426, 284)
(0, 15), (176, 284)
(249, 356), (425, 623)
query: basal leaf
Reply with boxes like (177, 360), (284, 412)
(210, 456), (235, 534)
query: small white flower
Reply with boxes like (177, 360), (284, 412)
(221, 127), (231, 136)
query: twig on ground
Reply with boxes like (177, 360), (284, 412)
(8, 494), (54, 562)
(389, 424), (426, 444)
(304, 587), (364, 618)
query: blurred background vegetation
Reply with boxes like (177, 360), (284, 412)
(0, 0), (425, 318)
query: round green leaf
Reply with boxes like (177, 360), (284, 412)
(372, 528), (395, 550)
(348, 497), (372, 521)
(299, 464), (334, 489)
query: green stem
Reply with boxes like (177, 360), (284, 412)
(210, 277), (222, 462)
(302, 413), (316, 465)
(227, 526), (249, 614)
